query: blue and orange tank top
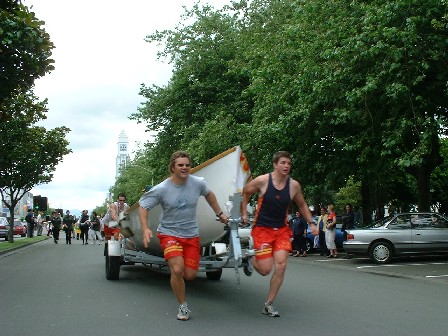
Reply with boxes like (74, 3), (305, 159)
(254, 173), (291, 228)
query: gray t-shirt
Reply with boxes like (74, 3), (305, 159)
(139, 175), (211, 238)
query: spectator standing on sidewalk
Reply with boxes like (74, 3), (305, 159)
(325, 204), (338, 258)
(25, 209), (35, 238)
(342, 203), (355, 259)
(317, 207), (329, 256)
(291, 211), (308, 257)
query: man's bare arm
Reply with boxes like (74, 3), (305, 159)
(138, 206), (153, 248)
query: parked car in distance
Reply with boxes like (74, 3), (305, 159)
(0, 218), (28, 240)
(12, 220), (27, 237)
(343, 212), (448, 264)
(0, 217), (8, 239)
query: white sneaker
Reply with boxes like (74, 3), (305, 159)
(263, 302), (280, 317)
(177, 304), (190, 321)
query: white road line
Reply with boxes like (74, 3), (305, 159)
(357, 262), (448, 269)
(425, 275), (448, 278)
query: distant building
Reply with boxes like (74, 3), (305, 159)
(116, 130), (130, 177)
(1, 190), (32, 219)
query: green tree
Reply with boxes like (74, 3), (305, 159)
(431, 137), (448, 214)
(335, 176), (362, 212)
(131, 3), (253, 178)
(0, 90), (71, 242)
(113, 0), (447, 219)
(233, 0), (447, 215)
(0, 1), (54, 101)
(0, 2), (70, 242)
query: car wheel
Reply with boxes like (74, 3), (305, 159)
(369, 241), (393, 264)
(305, 238), (314, 253)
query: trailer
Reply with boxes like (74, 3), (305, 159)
(104, 146), (254, 281)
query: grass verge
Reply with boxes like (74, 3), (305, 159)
(0, 236), (49, 254)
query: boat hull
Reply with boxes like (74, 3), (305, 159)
(121, 146), (251, 256)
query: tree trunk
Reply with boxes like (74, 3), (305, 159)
(416, 166), (432, 212)
(4, 197), (19, 243)
(7, 205), (15, 243)
(414, 132), (441, 212)
(439, 201), (448, 216)
(361, 179), (372, 225)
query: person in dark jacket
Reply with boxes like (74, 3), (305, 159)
(290, 211), (308, 257)
(79, 210), (90, 245)
(342, 203), (355, 259)
(50, 211), (62, 244)
(25, 209), (35, 238)
(62, 210), (75, 244)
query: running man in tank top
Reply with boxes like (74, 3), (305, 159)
(242, 151), (316, 317)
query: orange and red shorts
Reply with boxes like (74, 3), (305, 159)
(104, 225), (120, 240)
(251, 225), (292, 260)
(158, 234), (201, 270)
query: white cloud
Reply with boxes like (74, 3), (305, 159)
(25, 0), (229, 212)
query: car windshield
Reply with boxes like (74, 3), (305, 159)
(371, 216), (393, 228)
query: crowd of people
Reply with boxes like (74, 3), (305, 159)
(23, 208), (119, 246)
(289, 202), (356, 259)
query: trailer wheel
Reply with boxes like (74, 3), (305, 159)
(105, 255), (121, 280)
(105, 241), (120, 280)
(206, 269), (222, 281)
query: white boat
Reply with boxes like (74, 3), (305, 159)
(106, 146), (253, 281)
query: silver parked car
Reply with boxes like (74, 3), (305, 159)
(343, 212), (448, 264)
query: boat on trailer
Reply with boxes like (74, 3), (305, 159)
(105, 146), (253, 281)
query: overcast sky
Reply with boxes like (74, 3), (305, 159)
(25, 0), (228, 213)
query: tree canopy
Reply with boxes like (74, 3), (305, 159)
(114, 0), (448, 220)
(0, 1), (54, 101)
(0, 1), (71, 242)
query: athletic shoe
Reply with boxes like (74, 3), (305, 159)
(263, 302), (280, 317)
(243, 257), (254, 276)
(177, 304), (190, 321)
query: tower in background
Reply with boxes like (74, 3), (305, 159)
(116, 130), (130, 177)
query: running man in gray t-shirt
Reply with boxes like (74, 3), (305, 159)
(138, 151), (228, 321)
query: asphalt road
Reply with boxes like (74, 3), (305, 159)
(1, 239), (447, 336)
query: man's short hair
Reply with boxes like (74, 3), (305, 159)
(272, 151), (291, 164)
(169, 151), (191, 173)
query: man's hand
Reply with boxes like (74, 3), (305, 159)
(142, 228), (153, 248)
